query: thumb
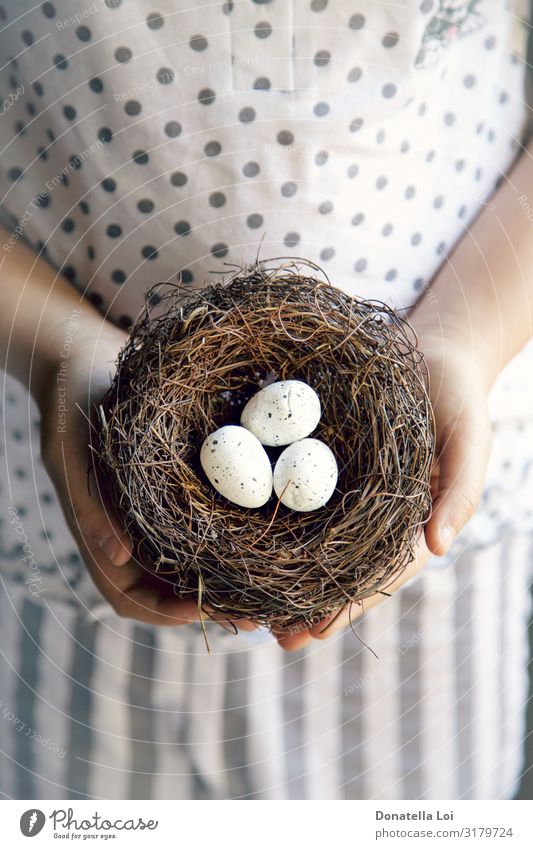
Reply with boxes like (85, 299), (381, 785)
(48, 429), (132, 567)
(426, 409), (492, 557)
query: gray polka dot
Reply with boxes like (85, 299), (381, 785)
(222, 1), (233, 13)
(347, 163), (359, 178)
(199, 88), (216, 105)
(444, 111), (455, 125)
(349, 13), (365, 30)
(485, 35), (496, 50)
(174, 220), (191, 236)
(458, 205), (467, 219)
(239, 106), (256, 123)
(255, 21), (272, 38)
(205, 140), (221, 157)
(347, 66), (362, 83)
(455, 159), (465, 172)
(284, 231), (300, 247)
(165, 121), (181, 137)
(433, 195), (444, 209)
(475, 167), (483, 181)
(318, 200), (333, 214)
(499, 91), (508, 105)
(354, 258), (367, 272)
(351, 212), (364, 226)
(404, 185), (415, 199)
(385, 268), (397, 281)
(246, 212), (263, 230)
(382, 222), (393, 237)
(211, 243), (228, 258)
(157, 67), (174, 85)
(190, 34), (208, 51)
(115, 46), (132, 63)
(277, 129), (294, 145)
(487, 129), (496, 143)
(209, 192), (226, 207)
(376, 129), (385, 144)
(320, 247), (334, 261)
(436, 241), (447, 255)
(314, 101), (330, 117)
(132, 150), (149, 165)
(314, 50), (330, 67)
(137, 198), (154, 213)
(349, 117), (364, 133)
(400, 139), (410, 153)
(411, 232), (422, 246)
(382, 83), (397, 99)
(464, 74), (476, 88)
(315, 150), (328, 165)
(254, 76), (271, 90)
(147, 12), (164, 29)
(413, 275), (426, 290)
(418, 102), (427, 116)
(420, 0), (433, 12)
(243, 161), (259, 177)
(170, 171), (188, 187)
(125, 100), (141, 116)
(311, 0), (328, 9)
(376, 175), (387, 190)
(426, 149), (435, 162)
(382, 32), (399, 48)
(281, 181), (297, 197)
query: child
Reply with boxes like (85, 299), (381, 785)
(0, 0), (532, 799)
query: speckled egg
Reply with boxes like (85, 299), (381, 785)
(200, 425), (273, 508)
(240, 380), (321, 447)
(273, 438), (338, 512)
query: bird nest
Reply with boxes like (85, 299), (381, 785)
(95, 259), (434, 634)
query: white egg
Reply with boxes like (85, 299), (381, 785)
(200, 425), (273, 508)
(240, 380), (321, 447)
(273, 438), (338, 512)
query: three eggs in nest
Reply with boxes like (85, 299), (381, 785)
(200, 380), (338, 513)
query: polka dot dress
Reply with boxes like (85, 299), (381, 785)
(1, 0), (532, 560)
(1, 0), (533, 803)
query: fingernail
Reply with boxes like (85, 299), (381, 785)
(440, 526), (455, 555)
(100, 535), (121, 564)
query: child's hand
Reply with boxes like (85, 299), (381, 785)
(37, 325), (256, 630)
(273, 328), (493, 651)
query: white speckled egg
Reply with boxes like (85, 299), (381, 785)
(240, 380), (321, 447)
(200, 425), (273, 508)
(273, 438), (338, 512)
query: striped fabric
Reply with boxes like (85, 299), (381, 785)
(0, 530), (531, 800)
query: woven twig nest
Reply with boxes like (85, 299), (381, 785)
(95, 259), (434, 632)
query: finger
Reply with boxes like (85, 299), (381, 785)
(425, 413), (491, 556)
(54, 434), (132, 566)
(274, 629), (314, 651)
(117, 583), (204, 626)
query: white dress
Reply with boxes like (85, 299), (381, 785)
(0, 0), (532, 800)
